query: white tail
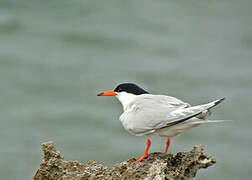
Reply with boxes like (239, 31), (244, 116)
(188, 119), (232, 125)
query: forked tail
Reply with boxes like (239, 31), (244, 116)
(163, 98), (226, 128)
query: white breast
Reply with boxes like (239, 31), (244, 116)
(115, 92), (137, 111)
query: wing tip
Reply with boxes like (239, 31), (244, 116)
(214, 97), (226, 106)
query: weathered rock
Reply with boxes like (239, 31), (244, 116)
(33, 141), (216, 180)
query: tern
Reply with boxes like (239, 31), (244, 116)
(97, 83), (225, 163)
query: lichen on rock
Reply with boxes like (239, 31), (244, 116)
(33, 141), (216, 180)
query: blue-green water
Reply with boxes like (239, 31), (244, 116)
(0, 0), (251, 179)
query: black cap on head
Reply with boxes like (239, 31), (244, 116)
(114, 83), (149, 95)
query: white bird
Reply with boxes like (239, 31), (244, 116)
(97, 83), (225, 163)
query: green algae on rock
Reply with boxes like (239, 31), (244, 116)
(33, 141), (216, 180)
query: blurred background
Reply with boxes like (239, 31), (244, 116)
(0, 0), (251, 179)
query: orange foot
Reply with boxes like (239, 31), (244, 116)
(134, 153), (149, 163)
(164, 138), (170, 154)
(133, 139), (151, 164)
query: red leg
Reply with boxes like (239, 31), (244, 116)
(164, 138), (170, 154)
(134, 139), (151, 163)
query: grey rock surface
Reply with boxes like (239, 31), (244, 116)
(33, 141), (216, 180)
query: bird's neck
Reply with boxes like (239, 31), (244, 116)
(116, 92), (136, 111)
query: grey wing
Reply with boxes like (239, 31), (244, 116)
(152, 98), (225, 130)
(121, 94), (223, 136)
(120, 94), (191, 135)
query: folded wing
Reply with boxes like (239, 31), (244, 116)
(120, 94), (225, 136)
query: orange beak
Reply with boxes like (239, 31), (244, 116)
(97, 90), (117, 96)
